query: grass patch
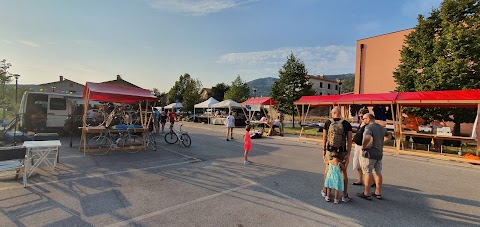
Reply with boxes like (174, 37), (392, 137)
(284, 126), (323, 138)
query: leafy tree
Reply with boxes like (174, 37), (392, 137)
(224, 75), (250, 102)
(0, 59), (13, 119)
(341, 76), (354, 94)
(166, 73), (202, 113)
(211, 83), (230, 101)
(393, 0), (480, 134)
(272, 53), (314, 127)
(152, 88), (167, 107)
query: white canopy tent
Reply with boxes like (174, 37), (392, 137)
(164, 102), (183, 109)
(211, 99), (241, 112)
(194, 97), (219, 109)
(194, 97), (219, 124)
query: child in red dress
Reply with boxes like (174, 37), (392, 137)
(244, 125), (253, 164)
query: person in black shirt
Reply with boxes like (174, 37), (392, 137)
(321, 107), (352, 203)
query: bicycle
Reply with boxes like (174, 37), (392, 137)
(87, 129), (144, 155)
(164, 124), (191, 147)
(146, 125), (157, 151)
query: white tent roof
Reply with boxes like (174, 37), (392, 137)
(164, 102), (183, 109)
(211, 99), (241, 109)
(194, 97), (219, 108)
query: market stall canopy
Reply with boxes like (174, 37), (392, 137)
(241, 97), (278, 106)
(211, 99), (242, 109)
(396, 89), (480, 108)
(294, 95), (342, 106)
(337, 92), (398, 105)
(194, 97), (219, 108)
(164, 102), (183, 109)
(82, 82), (157, 103)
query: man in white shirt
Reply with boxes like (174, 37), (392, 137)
(226, 111), (235, 141)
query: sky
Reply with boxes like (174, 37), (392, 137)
(0, 0), (443, 92)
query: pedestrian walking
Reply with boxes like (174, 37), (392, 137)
(226, 111), (235, 141)
(153, 108), (160, 134)
(160, 111), (167, 132)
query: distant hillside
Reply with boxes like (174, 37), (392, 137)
(246, 77), (278, 97)
(322, 73), (354, 80)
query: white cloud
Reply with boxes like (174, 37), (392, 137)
(217, 45), (356, 77)
(16, 40), (41, 48)
(0, 39), (14, 45)
(146, 0), (257, 16)
(402, 0), (443, 17)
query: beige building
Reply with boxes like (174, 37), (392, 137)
(308, 75), (340, 95)
(38, 76), (85, 94)
(354, 28), (414, 94)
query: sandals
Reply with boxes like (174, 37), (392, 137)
(371, 192), (382, 200)
(334, 199), (340, 204)
(356, 192), (371, 200)
(352, 181), (363, 185)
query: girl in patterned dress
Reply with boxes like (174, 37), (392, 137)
(244, 125), (253, 164)
(324, 152), (345, 203)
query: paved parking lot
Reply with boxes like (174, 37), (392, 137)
(1, 122), (479, 226)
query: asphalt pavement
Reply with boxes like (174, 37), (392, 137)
(0, 122), (479, 226)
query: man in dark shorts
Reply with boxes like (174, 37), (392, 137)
(322, 107), (353, 202)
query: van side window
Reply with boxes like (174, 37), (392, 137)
(50, 98), (66, 110)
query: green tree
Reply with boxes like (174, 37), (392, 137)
(166, 73), (202, 113)
(341, 76), (354, 94)
(272, 53), (314, 127)
(224, 75), (250, 102)
(393, 0), (480, 134)
(211, 83), (230, 101)
(152, 88), (167, 107)
(0, 59), (13, 119)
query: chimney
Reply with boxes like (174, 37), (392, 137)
(116, 74), (122, 80)
(59, 75), (64, 81)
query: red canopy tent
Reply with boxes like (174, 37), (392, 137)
(81, 82), (158, 152)
(82, 82), (158, 103)
(294, 95), (342, 106)
(241, 97), (278, 106)
(240, 97), (278, 121)
(396, 89), (480, 108)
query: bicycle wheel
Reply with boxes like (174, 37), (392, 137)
(149, 133), (157, 151)
(88, 135), (112, 155)
(123, 134), (144, 153)
(181, 134), (191, 147)
(164, 131), (178, 144)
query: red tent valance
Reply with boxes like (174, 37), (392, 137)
(295, 90), (480, 108)
(82, 82), (158, 103)
(241, 97), (278, 106)
(396, 89), (480, 108)
(337, 92), (398, 105)
(294, 95), (342, 106)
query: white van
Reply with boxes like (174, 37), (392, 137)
(18, 92), (82, 132)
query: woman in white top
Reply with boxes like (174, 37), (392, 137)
(226, 112), (235, 141)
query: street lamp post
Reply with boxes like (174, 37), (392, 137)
(252, 87), (257, 98)
(13, 74), (20, 146)
(336, 78), (344, 95)
(51, 86), (56, 93)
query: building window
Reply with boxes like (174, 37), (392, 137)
(335, 85), (338, 90)
(320, 82), (323, 88)
(328, 84), (331, 89)
(319, 92), (322, 95)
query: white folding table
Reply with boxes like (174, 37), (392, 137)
(23, 140), (61, 177)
